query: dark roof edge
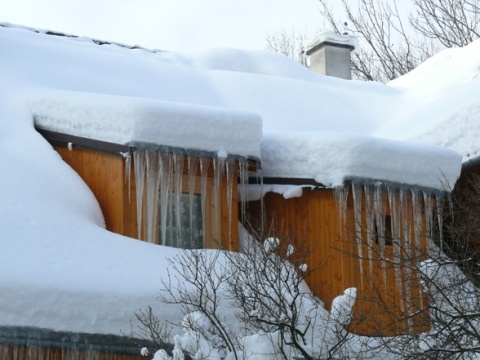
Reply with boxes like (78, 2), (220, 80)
(37, 129), (261, 166)
(254, 176), (444, 194)
(36, 128), (130, 156)
(251, 177), (325, 187)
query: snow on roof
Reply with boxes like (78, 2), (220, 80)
(31, 90), (262, 158)
(0, 23), (464, 190)
(261, 131), (460, 189)
(377, 40), (480, 163)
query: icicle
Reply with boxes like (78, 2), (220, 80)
(352, 183), (364, 289)
(400, 188), (414, 332)
(435, 192), (445, 252)
(200, 158), (210, 246)
(159, 153), (173, 246)
(225, 160), (235, 249)
(145, 151), (161, 243)
(374, 183), (388, 291)
(423, 191), (434, 252)
(188, 156), (199, 246)
(173, 154), (185, 248)
(411, 189), (426, 312)
(124, 150), (132, 202)
(364, 185), (375, 278)
(238, 160), (250, 228)
(388, 188), (407, 319)
(334, 185), (350, 230)
(133, 149), (146, 240)
(213, 157), (225, 246)
(411, 190), (423, 256)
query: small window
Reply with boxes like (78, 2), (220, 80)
(159, 192), (204, 249)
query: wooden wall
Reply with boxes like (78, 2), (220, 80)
(55, 145), (138, 238)
(246, 188), (429, 336)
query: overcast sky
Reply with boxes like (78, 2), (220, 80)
(0, 0), (328, 52)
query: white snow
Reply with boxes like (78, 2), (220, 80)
(305, 31), (359, 52)
(31, 90), (262, 158)
(330, 288), (357, 327)
(261, 131), (461, 189)
(0, 21), (478, 354)
(377, 39), (480, 163)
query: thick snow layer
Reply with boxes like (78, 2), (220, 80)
(0, 22), (475, 340)
(377, 39), (480, 162)
(261, 131), (461, 189)
(31, 90), (262, 158)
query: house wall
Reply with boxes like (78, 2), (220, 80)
(246, 187), (429, 336)
(52, 143), (239, 250)
(55, 145), (138, 238)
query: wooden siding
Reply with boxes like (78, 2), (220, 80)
(246, 188), (428, 336)
(55, 145), (138, 238)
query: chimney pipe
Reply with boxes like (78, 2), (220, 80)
(305, 32), (357, 80)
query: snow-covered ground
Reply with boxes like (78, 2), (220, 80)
(0, 22), (479, 357)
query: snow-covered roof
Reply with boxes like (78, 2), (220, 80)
(0, 22), (477, 338)
(31, 90), (262, 158)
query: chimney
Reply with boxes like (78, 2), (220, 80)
(305, 32), (357, 80)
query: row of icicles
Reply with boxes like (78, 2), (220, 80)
(335, 182), (447, 332)
(126, 149), (250, 249)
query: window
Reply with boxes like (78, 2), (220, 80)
(156, 173), (218, 249)
(160, 192), (204, 249)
